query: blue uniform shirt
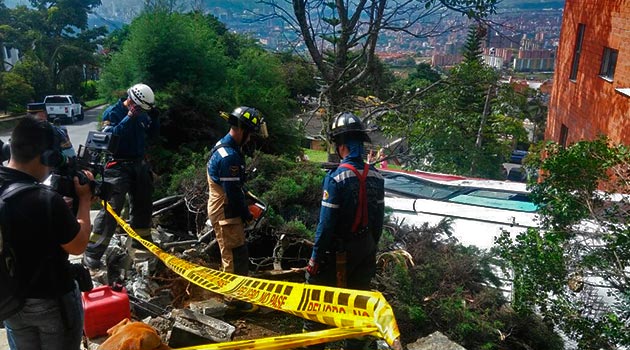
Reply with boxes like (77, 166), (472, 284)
(311, 156), (385, 260)
(207, 134), (252, 222)
(102, 98), (159, 158)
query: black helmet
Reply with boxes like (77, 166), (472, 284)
(329, 112), (370, 143)
(228, 106), (264, 132)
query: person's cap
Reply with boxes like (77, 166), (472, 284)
(26, 103), (46, 113)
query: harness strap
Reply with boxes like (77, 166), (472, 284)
(339, 163), (369, 233)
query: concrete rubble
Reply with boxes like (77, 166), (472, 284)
(407, 331), (467, 350)
(83, 232), (239, 349)
(168, 308), (235, 346)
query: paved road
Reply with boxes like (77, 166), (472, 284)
(0, 105), (105, 149)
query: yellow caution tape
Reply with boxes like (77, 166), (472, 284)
(103, 202), (401, 349)
(177, 326), (379, 350)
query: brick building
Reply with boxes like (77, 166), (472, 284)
(518, 49), (554, 59)
(431, 54), (463, 68)
(546, 0), (630, 146)
(513, 57), (555, 72)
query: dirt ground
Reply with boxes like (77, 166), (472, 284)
(185, 284), (305, 342)
(83, 278), (306, 350)
(84, 238), (328, 348)
(153, 259), (307, 347)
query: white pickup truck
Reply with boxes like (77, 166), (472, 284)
(43, 94), (84, 124)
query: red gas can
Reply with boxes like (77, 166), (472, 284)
(82, 285), (131, 338)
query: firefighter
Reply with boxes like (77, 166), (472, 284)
(83, 83), (160, 270)
(207, 106), (266, 312)
(304, 112), (385, 349)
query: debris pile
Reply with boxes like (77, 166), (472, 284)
(83, 221), (310, 349)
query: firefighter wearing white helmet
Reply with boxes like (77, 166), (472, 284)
(303, 111), (384, 350)
(83, 83), (160, 270)
(206, 106), (267, 313)
(127, 83), (155, 111)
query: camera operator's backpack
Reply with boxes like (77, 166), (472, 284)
(0, 181), (39, 321)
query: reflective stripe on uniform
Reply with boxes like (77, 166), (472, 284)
(333, 168), (383, 183)
(217, 147), (229, 158)
(219, 177), (240, 182)
(321, 201), (340, 208)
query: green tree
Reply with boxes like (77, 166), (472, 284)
(492, 84), (532, 151)
(2, 0), (105, 97)
(101, 26), (131, 55)
(524, 91), (547, 143)
(11, 55), (53, 99)
(98, 9), (303, 183)
(276, 51), (318, 98)
(409, 62), (442, 84)
(260, 0), (498, 153)
(355, 56), (397, 100)
(0, 71), (34, 113)
(382, 25), (509, 178)
(497, 137), (630, 348)
(98, 10), (231, 155)
(226, 47), (301, 155)
(462, 25), (485, 64)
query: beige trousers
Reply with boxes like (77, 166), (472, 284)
(207, 175), (246, 273)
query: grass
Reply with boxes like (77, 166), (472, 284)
(304, 148), (328, 163)
(84, 98), (107, 108)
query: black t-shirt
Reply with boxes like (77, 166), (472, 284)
(0, 166), (81, 298)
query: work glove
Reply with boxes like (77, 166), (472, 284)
(306, 257), (319, 276)
(248, 204), (264, 221)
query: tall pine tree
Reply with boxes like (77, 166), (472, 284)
(462, 25), (486, 64)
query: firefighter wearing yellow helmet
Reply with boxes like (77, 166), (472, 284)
(206, 106), (267, 313)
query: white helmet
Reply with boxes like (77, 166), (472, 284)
(127, 83), (155, 110)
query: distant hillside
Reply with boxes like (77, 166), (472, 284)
(205, 0), (251, 11)
(6, 0), (565, 13)
(203, 0), (566, 12)
(7, 0), (565, 31)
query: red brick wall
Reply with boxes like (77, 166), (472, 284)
(546, 0), (630, 146)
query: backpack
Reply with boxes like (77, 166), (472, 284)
(0, 181), (39, 321)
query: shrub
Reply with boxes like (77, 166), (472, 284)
(376, 221), (564, 349)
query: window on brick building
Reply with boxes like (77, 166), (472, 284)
(569, 24), (586, 81)
(560, 124), (569, 148)
(599, 47), (618, 81)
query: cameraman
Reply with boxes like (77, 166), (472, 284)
(84, 83), (159, 270)
(1, 116), (94, 349)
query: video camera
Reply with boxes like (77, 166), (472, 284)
(49, 131), (119, 204)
